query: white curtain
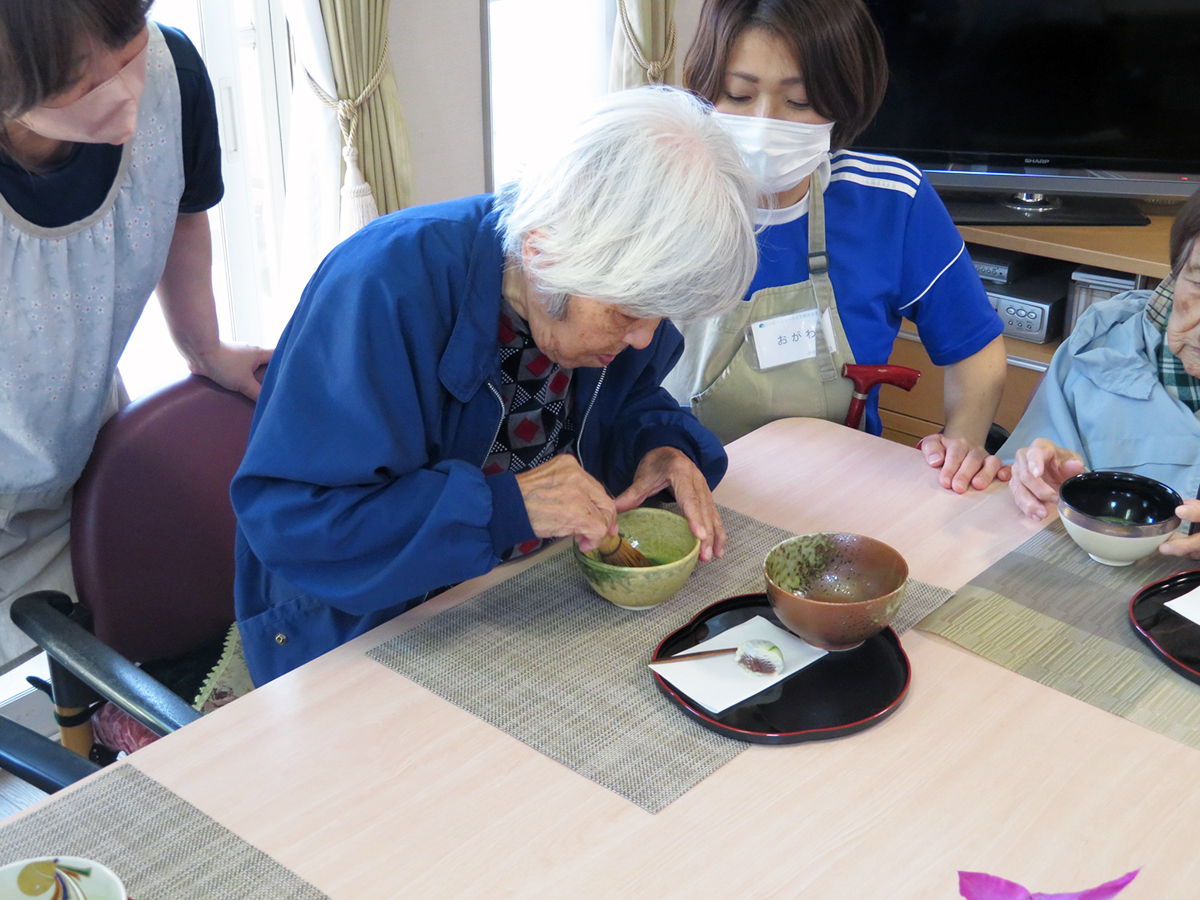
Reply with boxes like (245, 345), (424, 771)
(274, 0), (342, 337)
(609, 0), (677, 90)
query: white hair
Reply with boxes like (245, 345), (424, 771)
(496, 85), (758, 322)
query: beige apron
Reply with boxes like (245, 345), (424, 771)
(665, 172), (858, 445)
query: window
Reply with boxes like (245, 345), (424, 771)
(487, 0), (613, 188)
(118, 0), (290, 399)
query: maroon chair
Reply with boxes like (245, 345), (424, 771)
(12, 374), (256, 758)
(72, 374), (250, 660)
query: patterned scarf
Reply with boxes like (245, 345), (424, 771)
(484, 301), (577, 560)
(1144, 273), (1200, 415)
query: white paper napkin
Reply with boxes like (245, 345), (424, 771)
(1165, 584), (1200, 625)
(649, 616), (827, 713)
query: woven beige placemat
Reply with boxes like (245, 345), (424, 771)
(369, 505), (953, 813)
(918, 518), (1200, 747)
(0, 765), (327, 899)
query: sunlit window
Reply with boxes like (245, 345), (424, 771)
(118, 0), (288, 399)
(488, 0), (612, 188)
(120, 0), (612, 398)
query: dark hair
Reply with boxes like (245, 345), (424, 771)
(0, 0), (152, 121)
(1170, 190), (1200, 276)
(683, 0), (888, 150)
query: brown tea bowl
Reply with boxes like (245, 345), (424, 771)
(764, 532), (909, 651)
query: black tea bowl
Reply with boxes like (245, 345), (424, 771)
(1058, 471), (1182, 566)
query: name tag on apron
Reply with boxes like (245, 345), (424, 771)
(750, 309), (838, 370)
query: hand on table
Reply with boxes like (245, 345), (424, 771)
(516, 454), (618, 553)
(614, 447), (726, 561)
(918, 433), (1008, 494)
(189, 341), (274, 401)
(1159, 499), (1200, 558)
(1007, 438), (1086, 520)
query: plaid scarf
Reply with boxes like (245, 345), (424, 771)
(1144, 273), (1200, 415)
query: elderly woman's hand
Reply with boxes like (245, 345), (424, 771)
(614, 447), (726, 562)
(1008, 438), (1086, 520)
(516, 454), (618, 552)
(1159, 499), (1200, 559)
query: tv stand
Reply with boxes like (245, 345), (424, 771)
(939, 189), (1151, 227)
(956, 213), (1174, 282)
(1002, 192), (1061, 213)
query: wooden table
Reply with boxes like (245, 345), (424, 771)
(17, 419), (1200, 898)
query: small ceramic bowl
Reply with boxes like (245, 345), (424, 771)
(0, 856), (126, 900)
(1058, 471), (1182, 566)
(764, 532), (909, 651)
(573, 508), (700, 610)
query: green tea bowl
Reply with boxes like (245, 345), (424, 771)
(573, 508), (700, 610)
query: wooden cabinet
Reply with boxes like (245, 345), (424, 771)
(880, 331), (1049, 447)
(877, 211), (1177, 448)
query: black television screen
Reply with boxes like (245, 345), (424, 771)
(857, 0), (1200, 217)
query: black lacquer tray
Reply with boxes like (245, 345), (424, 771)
(651, 593), (910, 745)
(1129, 569), (1200, 685)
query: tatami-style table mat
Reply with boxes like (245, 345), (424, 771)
(918, 518), (1200, 747)
(0, 765), (327, 899)
(369, 505), (954, 812)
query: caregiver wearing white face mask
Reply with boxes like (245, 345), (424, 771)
(0, 0), (272, 673)
(664, 0), (1010, 495)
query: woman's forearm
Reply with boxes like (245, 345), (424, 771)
(154, 210), (273, 399)
(942, 335), (1007, 447)
(155, 210), (222, 369)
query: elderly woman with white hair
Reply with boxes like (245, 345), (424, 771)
(231, 86), (759, 684)
(1002, 188), (1200, 558)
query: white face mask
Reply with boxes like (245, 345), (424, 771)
(715, 112), (834, 196)
(17, 41), (148, 146)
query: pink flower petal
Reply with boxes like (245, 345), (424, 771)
(1032, 869), (1140, 900)
(959, 871), (1033, 900)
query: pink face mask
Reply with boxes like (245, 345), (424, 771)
(18, 40), (148, 145)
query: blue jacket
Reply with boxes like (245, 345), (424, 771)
(232, 195), (727, 684)
(999, 290), (1200, 502)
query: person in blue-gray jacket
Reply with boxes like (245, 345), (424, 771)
(1002, 188), (1200, 558)
(231, 86), (760, 684)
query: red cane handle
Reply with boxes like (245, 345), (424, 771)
(842, 363), (921, 394)
(841, 364), (922, 429)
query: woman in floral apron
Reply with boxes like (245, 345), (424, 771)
(0, 0), (271, 672)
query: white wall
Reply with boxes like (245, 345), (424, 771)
(388, 0), (488, 205)
(675, 0), (702, 78)
(386, 0), (706, 203)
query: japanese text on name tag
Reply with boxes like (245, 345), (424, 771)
(751, 308), (836, 370)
